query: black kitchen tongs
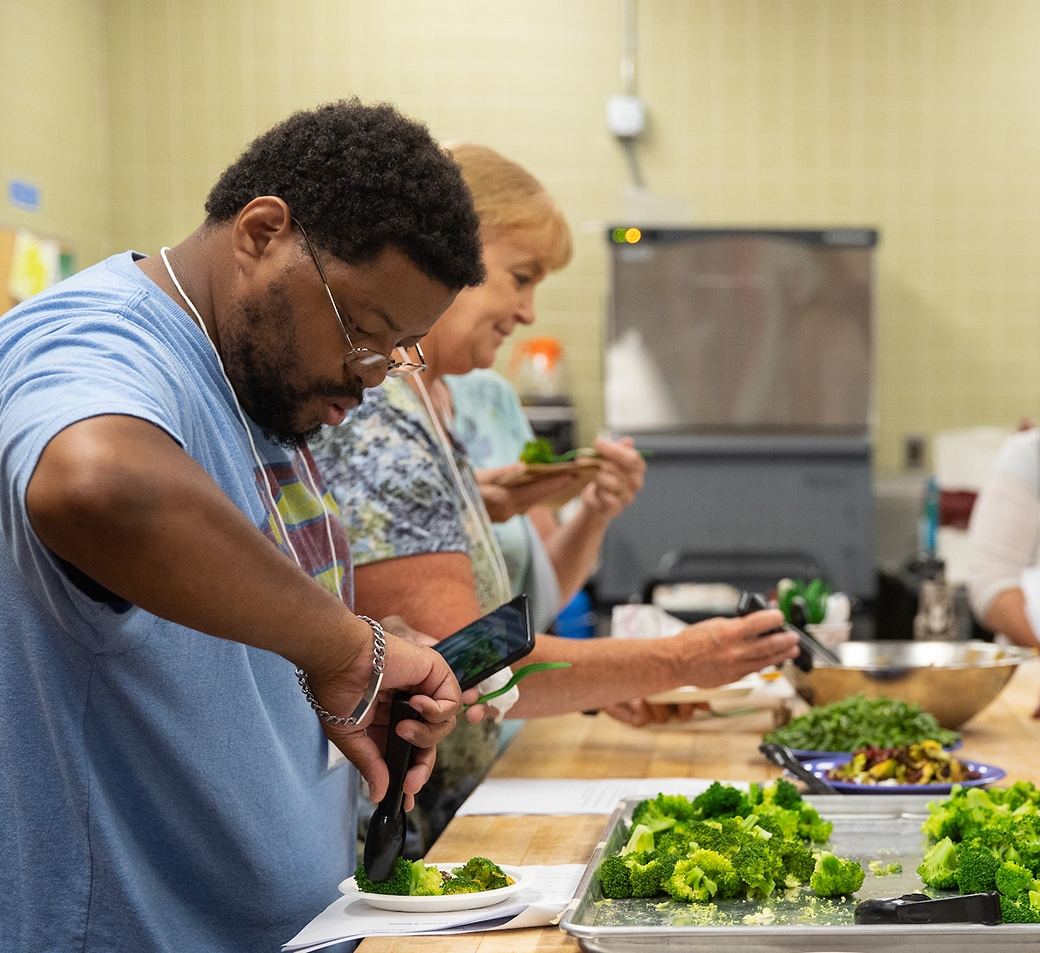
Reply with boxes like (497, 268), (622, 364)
(758, 741), (839, 795)
(362, 692), (417, 882)
(737, 591), (842, 670)
(854, 891), (1001, 925)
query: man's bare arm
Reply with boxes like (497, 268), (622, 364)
(26, 414), (460, 804)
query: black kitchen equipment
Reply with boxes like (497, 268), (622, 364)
(758, 741), (839, 795)
(736, 591), (841, 670)
(854, 892), (1001, 925)
(362, 692), (416, 882)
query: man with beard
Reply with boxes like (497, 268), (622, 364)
(0, 100), (485, 953)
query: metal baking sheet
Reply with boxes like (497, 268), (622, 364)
(559, 794), (1040, 952)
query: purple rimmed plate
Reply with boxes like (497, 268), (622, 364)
(788, 739), (962, 761)
(794, 755), (1005, 794)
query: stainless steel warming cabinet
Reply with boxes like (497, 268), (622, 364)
(598, 227), (877, 606)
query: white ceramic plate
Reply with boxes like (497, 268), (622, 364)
(646, 682), (756, 705)
(646, 670), (788, 706)
(338, 863), (533, 912)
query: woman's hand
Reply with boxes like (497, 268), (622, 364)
(602, 699), (709, 727)
(474, 463), (578, 522)
(578, 436), (646, 519)
(672, 609), (800, 688)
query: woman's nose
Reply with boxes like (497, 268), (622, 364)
(516, 291), (536, 326)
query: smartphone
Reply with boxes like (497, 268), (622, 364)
(434, 593), (535, 691)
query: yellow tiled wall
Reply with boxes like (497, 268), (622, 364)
(5, 0), (1040, 472)
(0, 0), (112, 268)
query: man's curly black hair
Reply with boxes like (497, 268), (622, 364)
(205, 99), (485, 290)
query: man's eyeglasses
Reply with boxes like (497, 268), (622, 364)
(293, 218), (426, 378)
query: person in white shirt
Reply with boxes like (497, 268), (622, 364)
(967, 426), (1040, 715)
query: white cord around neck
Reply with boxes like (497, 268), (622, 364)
(412, 368), (511, 604)
(159, 247), (341, 594)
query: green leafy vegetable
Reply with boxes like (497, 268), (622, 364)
(518, 439), (653, 465)
(451, 857), (510, 890)
(354, 858), (412, 895)
(519, 438), (558, 464)
(595, 781), (859, 906)
(919, 780), (1040, 922)
(763, 693), (960, 752)
(809, 851), (866, 897)
(917, 836), (959, 889)
(355, 855), (514, 897)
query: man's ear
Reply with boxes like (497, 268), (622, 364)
(231, 197), (294, 276)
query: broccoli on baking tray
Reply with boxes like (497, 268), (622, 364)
(917, 779), (1040, 923)
(808, 851), (866, 898)
(595, 781), (863, 906)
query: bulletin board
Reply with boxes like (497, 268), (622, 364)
(0, 226), (75, 317)
(0, 229), (18, 315)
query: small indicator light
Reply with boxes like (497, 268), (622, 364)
(612, 228), (627, 243)
(625, 227), (642, 244)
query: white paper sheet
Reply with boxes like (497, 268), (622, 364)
(282, 864), (585, 952)
(455, 777), (747, 817)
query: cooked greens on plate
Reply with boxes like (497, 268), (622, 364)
(353, 855), (514, 897)
(763, 693), (960, 753)
(518, 438), (652, 465)
(826, 740), (981, 786)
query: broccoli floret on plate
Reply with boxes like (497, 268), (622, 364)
(620, 823), (656, 857)
(354, 857), (413, 895)
(629, 797), (681, 833)
(628, 794), (694, 828)
(442, 875), (483, 895)
(689, 849), (742, 899)
(775, 837), (817, 885)
(451, 857), (511, 891)
(922, 785), (1013, 844)
(408, 860), (444, 896)
(665, 857), (722, 903)
(627, 855), (673, 898)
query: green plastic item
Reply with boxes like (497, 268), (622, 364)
(463, 661), (572, 710)
(776, 577), (831, 625)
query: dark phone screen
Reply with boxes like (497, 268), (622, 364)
(434, 594), (534, 691)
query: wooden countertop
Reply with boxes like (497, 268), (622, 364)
(358, 658), (1040, 953)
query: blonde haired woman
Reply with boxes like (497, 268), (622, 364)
(443, 143), (630, 634)
(311, 144), (798, 851)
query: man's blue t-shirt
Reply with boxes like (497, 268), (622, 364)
(0, 253), (356, 952)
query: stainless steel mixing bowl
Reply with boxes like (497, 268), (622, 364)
(785, 640), (1037, 729)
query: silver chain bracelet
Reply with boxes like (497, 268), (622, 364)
(296, 615), (386, 726)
